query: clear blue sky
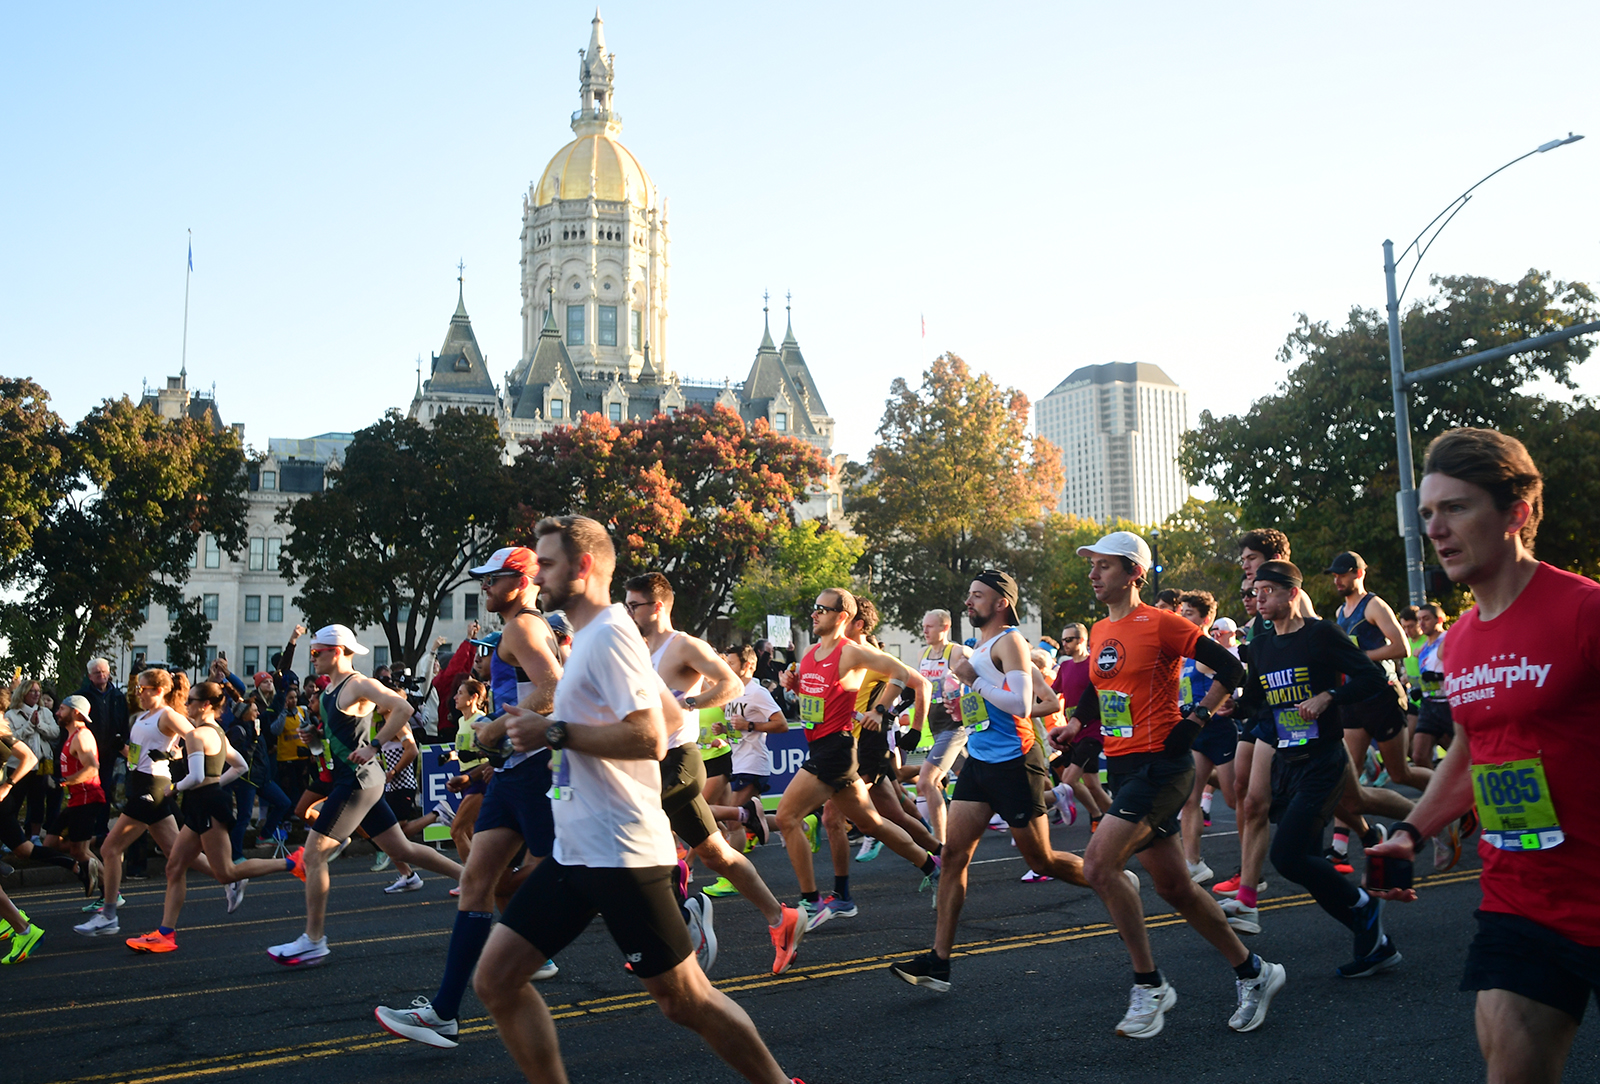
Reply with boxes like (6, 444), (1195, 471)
(5, 2), (1597, 464)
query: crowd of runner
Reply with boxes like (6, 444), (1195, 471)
(1, 425), (1594, 1084)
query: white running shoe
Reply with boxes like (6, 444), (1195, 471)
(1124, 868), (1140, 891)
(684, 892), (717, 975)
(431, 798), (456, 826)
(1020, 869), (1054, 883)
(268, 933), (330, 966)
(1187, 860), (1214, 884)
(1219, 897), (1261, 935)
(1116, 980), (1177, 1039)
(1229, 960), (1286, 1032)
(384, 872), (424, 894)
(226, 879), (249, 914)
(1052, 783), (1078, 826)
(375, 997), (459, 1048)
(532, 959), (560, 981)
(74, 912), (120, 937)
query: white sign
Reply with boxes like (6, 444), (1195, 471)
(767, 614), (793, 649)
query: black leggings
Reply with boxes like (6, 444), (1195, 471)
(1268, 740), (1360, 928)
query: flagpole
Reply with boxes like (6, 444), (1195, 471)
(181, 228), (192, 382)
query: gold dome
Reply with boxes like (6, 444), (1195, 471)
(534, 133), (654, 208)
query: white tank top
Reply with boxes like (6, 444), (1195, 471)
(651, 633), (704, 750)
(128, 708), (180, 777)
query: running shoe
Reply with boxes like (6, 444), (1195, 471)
(684, 892), (717, 975)
(287, 846), (308, 882)
(226, 879), (249, 914)
(1116, 980), (1177, 1039)
(987, 814), (1007, 831)
(743, 797), (768, 846)
(1228, 960), (1286, 1032)
(371, 851), (393, 873)
(448, 886), (461, 898)
(1212, 874), (1267, 898)
(798, 897), (822, 932)
(919, 855), (942, 906)
(1090, 816), (1101, 834)
(1323, 848), (1355, 875)
(375, 997), (459, 1048)
(1336, 938), (1402, 978)
(1433, 821), (1462, 873)
(0, 909), (23, 939)
(1020, 869), (1054, 883)
(770, 904), (805, 975)
(531, 958), (559, 981)
(1, 923), (42, 964)
(802, 814), (820, 853)
(384, 872), (424, 893)
(1187, 860), (1214, 884)
(1350, 895), (1385, 959)
(808, 893), (858, 931)
(703, 876), (738, 898)
(126, 929), (178, 954)
(431, 798), (456, 826)
(890, 951), (951, 992)
(855, 838), (882, 862)
(81, 894), (125, 913)
(1052, 783), (1078, 826)
(268, 933), (331, 967)
(74, 912), (121, 937)
(328, 838), (351, 863)
(1459, 807), (1480, 841)
(1219, 897), (1260, 935)
(1124, 868), (1140, 891)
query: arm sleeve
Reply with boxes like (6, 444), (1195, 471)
(1075, 683), (1101, 722)
(973, 669), (1031, 717)
(1192, 636), (1244, 690)
(1234, 640), (1265, 719)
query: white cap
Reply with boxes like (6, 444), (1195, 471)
(1076, 530), (1152, 571)
(1211, 617), (1238, 633)
(469, 546), (534, 578)
(309, 623), (369, 655)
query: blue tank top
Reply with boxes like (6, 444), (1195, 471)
(1335, 594), (1397, 681)
(1179, 658), (1215, 709)
(963, 630), (1039, 764)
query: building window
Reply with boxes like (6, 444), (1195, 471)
(597, 305), (618, 346)
(249, 537), (265, 571)
(440, 593), (453, 620)
(132, 646), (147, 664)
(205, 645), (220, 667)
(261, 470), (277, 491)
(267, 645), (281, 668)
(266, 537), (281, 572)
(374, 645), (389, 671)
(775, 412), (788, 432)
(267, 595), (284, 623)
(138, 603), (149, 620)
(190, 543), (199, 569)
(399, 603), (412, 624)
(566, 304), (585, 345)
(631, 309), (642, 347)
(204, 535), (220, 568)
(244, 595), (261, 622)
(243, 646), (260, 675)
(550, 398), (564, 419)
(202, 593), (219, 621)
(465, 594), (479, 621)
(608, 402), (622, 422)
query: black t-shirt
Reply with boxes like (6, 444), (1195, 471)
(1237, 619), (1387, 749)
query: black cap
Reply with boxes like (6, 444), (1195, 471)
(1254, 560), (1303, 590)
(1324, 551), (1367, 574)
(973, 568), (1019, 611)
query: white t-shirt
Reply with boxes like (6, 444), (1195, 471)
(726, 679), (783, 776)
(550, 604), (677, 868)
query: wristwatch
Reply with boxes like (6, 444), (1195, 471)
(684, 694), (699, 711)
(545, 721), (569, 750)
(1190, 704), (1213, 724)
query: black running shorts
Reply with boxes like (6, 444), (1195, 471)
(950, 745), (1050, 827)
(702, 750), (732, 779)
(1191, 716), (1240, 766)
(313, 781), (395, 841)
(1416, 699), (1454, 739)
(499, 858), (692, 980)
(660, 743), (718, 849)
(1337, 685), (1407, 743)
(799, 731), (859, 791)
(181, 783), (237, 835)
(856, 726), (895, 786)
(1462, 909), (1600, 1023)
(1106, 753), (1194, 843)
(50, 802), (106, 843)
(124, 771), (179, 825)
(1066, 737), (1103, 772)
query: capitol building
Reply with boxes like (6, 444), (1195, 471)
(117, 13), (841, 682)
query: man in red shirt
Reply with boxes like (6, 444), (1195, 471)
(1369, 427), (1600, 1084)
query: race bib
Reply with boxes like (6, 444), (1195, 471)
(1471, 758), (1562, 851)
(126, 742), (141, 769)
(959, 691), (991, 731)
(547, 749), (573, 801)
(798, 694), (825, 728)
(1274, 706), (1318, 748)
(1098, 690), (1133, 739)
(1179, 676), (1193, 708)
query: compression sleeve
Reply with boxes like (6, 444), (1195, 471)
(974, 669), (1031, 717)
(1193, 636), (1244, 691)
(1075, 683), (1100, 721)
(176, 751), (206, 791)
(218, 746), (247, 788)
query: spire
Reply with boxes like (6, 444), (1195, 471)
(574, 10), (619, 136)
(543, 278), (558, 332)
(759, 289), (775, 351)
(454, 259), (468, 319)
(638, 340), (658, 384)
(782, 289), (797, 346)
(415, 354), (423, 397)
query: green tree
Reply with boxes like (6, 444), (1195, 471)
(847, 354), (1063, 637)
(513, 405), (829, 636)
(0, 377), (67, 565)
(277, 409), (515, 670)
(0, 395), (248, 687)
(731, 520), (866, 643)
(1181, 270), (1597, 610)
(164, 597), (213, 674)
(1150, 498), (1248, 619)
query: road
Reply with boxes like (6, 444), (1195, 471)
(10, 802), (1597, 1084)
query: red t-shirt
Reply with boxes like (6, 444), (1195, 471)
(1443, 563), (1600, 946)
(797, 641), (856, 742)
(1087, 604), (1202, 759)
(1053, 657), (1099, 743)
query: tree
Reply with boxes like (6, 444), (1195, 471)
(0, 377), (66, 565)
(1181, 270), (1597, 611)
(278, 409), (515, 670)
(846, 354), (1063, 637)
(1149, 498), (1248, 614)
(730, 520), (866, 644)
(164, 597), (213, 674)
(0, 394), (248, 687)
(512, 405), (829, 636)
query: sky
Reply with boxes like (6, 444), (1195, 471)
(5, 2), (1598, 467)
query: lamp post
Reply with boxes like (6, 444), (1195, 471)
(1385, 133), (1585, 605)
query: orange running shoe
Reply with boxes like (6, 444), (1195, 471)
(126, 929), (177, 954)
(287, 846), (308, 882)
(1213, 873), (1242, 895)
(770, 904), (805, 975)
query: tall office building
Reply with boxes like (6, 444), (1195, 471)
(1035, 362), (1189, 525)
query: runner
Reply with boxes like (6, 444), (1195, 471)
(1052, 623), (1111, 829)
(624, 571), (804, 976)
(1367, 426), (1600, 1084)
(703, 644), (787, 853)
(1072, 531), (1284, 1037)
(1410, 604), (1451, 773)
(1236, 561), (1400, 978)
(42, 695), (106, 892)
(775, 588), (943, 927)
(890, 570), (1090, 992)
(1175, 591), (1238, 885)
(267, 624), (462, 967)
(469, 514), (799, 1084)
(75, 669), (212, 936)
(0, 688), (92, 894)
(375, 547), (562, 1044)
(124, 682), (306, 952)
(913, 610), (966, 847)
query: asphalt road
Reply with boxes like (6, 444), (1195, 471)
(9, 803), (1597, 1084)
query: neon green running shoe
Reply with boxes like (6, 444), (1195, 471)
(703, 877), (738, 898)
(802, 814), (820, 854)
(1, 923), (42, 964)
(0, 909), (25, 939)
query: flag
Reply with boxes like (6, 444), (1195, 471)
(921, 313), (925, 338)
(188, 241), (193, 272)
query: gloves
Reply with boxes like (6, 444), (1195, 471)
(895, 729), (921, 753)
(1163, 719), (1202, 756)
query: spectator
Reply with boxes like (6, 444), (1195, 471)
(5, 676), (62, 840)
(73, 657), (129, 810)
(752, 639), (782, 691)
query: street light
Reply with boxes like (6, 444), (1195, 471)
(1385, 133), (1586, 605)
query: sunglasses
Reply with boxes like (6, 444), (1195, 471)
(812, 603), (844, 614)
(623, 600), (654, 613)
(1239, 589), (1256, 599)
